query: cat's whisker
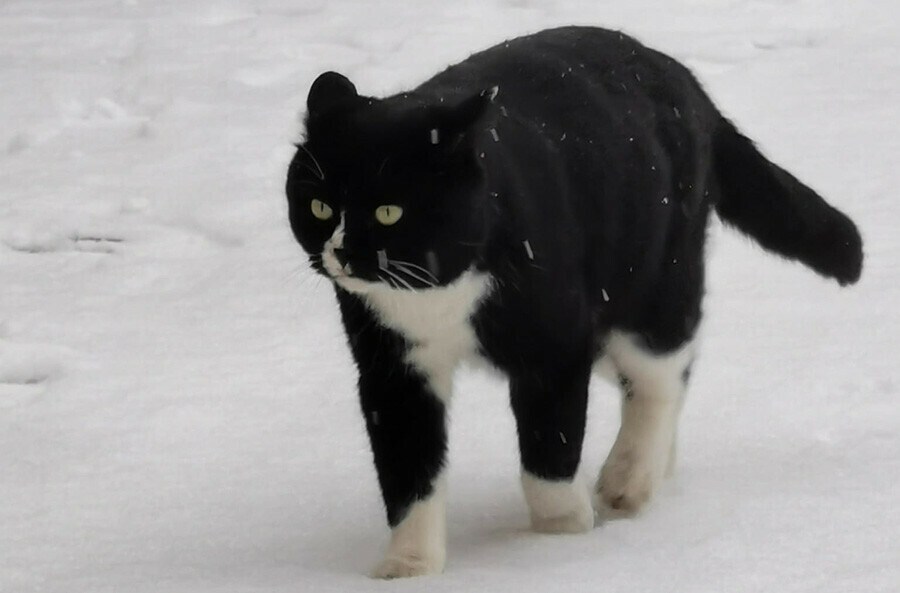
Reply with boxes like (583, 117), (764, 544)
(380, 265), (416, 291)
(377, 271), (399, 290)
(390, 262), (436, 288)
(281, 267), (304, 288)
(388, 259), (439, 284)
(296, 143), (325, 180)
(282, 259), (321, 283)
(293, 159), (324, 182)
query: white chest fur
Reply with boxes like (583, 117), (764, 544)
(361, 271), (492, 401)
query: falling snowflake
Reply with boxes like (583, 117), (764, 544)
(523, 240), (534, 260)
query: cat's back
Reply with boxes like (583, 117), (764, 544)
(419, 26), (712, 119)
(417, 28), (722, 345)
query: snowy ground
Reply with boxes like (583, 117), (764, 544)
(2, 1), (898, 591)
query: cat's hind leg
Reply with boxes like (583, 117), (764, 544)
(510, 362), (595, 533)
(595, 332), (694, 516)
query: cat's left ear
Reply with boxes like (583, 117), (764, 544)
(307, 71), (359, 118)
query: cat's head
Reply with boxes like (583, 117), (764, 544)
(286, 71), (497, 294)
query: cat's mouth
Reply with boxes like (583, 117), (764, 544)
(320, 247), (440, 293)
(321, 249), (350, 278)
(321, 247), (361, 283)
(320, 247), (381, 294)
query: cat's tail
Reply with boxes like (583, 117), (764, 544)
(711, 118), (863, 286)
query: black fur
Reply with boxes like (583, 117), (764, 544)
(286, 27), (862, 530)
(712, 120), (863, 285)
(336, 291), (446, 526)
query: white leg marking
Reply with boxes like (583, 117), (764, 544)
(372, 477), (447, 579)
(595, 332), (694, 516)
(521, 471), (594, 534)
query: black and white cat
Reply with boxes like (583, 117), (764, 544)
(285, 27), (862, 578)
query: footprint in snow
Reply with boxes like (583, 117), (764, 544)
(3, 230), (124, 255)
(0, 341), (65, 409)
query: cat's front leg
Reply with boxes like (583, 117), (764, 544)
(360, 362), (448, 579)
(509, 363), (595, 534)
(338, 297), (449, 578)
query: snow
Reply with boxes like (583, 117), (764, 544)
(523, 240), (535, 260)
(1, 1), (898, 591)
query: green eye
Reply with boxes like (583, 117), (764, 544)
(375, 205), (403, 226)
(310, 199), (333, 221)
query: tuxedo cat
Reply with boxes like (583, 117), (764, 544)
(286, 26), (862, 578)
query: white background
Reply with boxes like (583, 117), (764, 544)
(1, 1), (898, 591)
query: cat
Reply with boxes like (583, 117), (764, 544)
(285, 26), (862, 578)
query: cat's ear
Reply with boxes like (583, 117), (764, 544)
(444, 86), (498, 133)
(430, 87), (498, 156)
(307, 71), (358, 118)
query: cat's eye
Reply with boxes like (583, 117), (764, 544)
(310, 199), (333, 221)
(375, 205), (403, 226)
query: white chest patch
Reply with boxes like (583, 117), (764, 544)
(361, 270), (492, 401)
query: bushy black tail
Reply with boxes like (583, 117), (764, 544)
(712, 119), (863, 286)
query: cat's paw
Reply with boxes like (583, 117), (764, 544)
(522, 473), (595, 534)
(371, 553), (444, 579)
(594, 446), (664, 517)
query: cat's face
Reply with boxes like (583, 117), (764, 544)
(286, 72), (495, 294)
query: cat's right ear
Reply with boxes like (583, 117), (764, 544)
(307, 71), (358, 118)
(445, 86), (499, 134)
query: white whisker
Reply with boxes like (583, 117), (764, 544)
(294, 161), (323, 181)
(377, 272), (398, 289)
(389, 259), (439, 284)
(380, 265), (416, 291)
(390, 261), (436, 288)
(296, 143), (325, 180)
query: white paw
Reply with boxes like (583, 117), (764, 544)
(372, 480), (447, 579)
(371, 553), (444, 579)
(522, 473), (595, 534)
(594, 445), (665, 516)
